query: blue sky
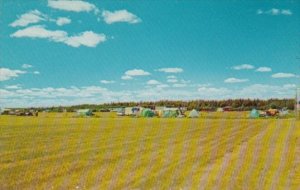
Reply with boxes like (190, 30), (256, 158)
(0, 0), (299, 107)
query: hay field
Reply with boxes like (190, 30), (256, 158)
(0, 112), (299, 189)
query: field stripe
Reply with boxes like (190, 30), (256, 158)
(118, 118), (163, 189)
(221, 120), (267, 189)
(211, 112), (244, 190)
(182, 114), (215, 189)
(269, 119), (295, 190)
(90, 117), (125, 188)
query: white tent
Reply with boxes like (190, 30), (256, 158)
(217, 108), (224, 112)
(188, 109), (199, 118)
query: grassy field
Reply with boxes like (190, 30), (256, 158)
(0, 112), (299, 190)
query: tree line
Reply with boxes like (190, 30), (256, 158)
(31, 98), (295, 112)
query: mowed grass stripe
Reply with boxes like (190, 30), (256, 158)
(134, 119), (183, 189)
(270, 119), (296, 190)
(223, 119), (271, 190)
(210, 112), (245, 190)
(182, 114), (215, 189)
(114, 118), (159, 189)
(285, 120), (300, 190)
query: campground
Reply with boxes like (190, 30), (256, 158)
(0, 112), (299, 189)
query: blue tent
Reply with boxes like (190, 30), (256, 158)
(249, 109), (259, 118)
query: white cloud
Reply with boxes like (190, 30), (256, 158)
(256, 67), (272, 72)
(157, 67), (183, 73)
(283, 84), (296, 89)
(271, 73), (297, 78)
(124, 69), (150, 76)
(64, 31), (106, 47)
(232, 64), (254, 70)
(22, 64), (33, 69)
(147, 80), (160, 85)
(56, 17), (71, 26)
(257, 8), (293, 16)
(268, 8), (280, 15)
(1, 83), (297, 107)
(11, 25), (67, 40)
(10, 25), (106, 48)
(167, 79), (178, 83)
(167, 75), (176, 79)
(121, 69), (150, 80)
(0, 68), (26, 81)
(224, 77), (249, 83)
(281, 9), (292, 15)
(173, 83), (187, 88)
(33, 71), (40, 75)
(121, 75), (133, 80)
(156, 84), (169, 89)
(102, 10), (141, 24)
(236, 84), (296, 99)
(10, 10), (47, 27)
(180, 79), (191, 84)
(100, 80), (115, 84)
(48, 0), (98, 13)
(5, 84), (22, 89)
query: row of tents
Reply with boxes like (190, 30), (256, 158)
(116, 106), (200, 118)
(249, 108), (289, 118)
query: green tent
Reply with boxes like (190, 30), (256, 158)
(141, 109), (155, 117)
(162, 110), (178, 118)
(76, 109), (93, 116)
(249, 109), (259, 118)
(188, 109), (199, 118)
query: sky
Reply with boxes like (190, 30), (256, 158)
(0, 0), (300, 107)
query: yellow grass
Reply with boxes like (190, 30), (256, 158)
(0, 112), (299, 189)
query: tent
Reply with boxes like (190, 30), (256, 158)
(217, 108), (224, 112)
(76, 109), (93, 116)
(162, 110), (178, 118)
(141, 108), (155, 117)
(279, 108), (289, 117)
(188, 109), (199, 118)
(249, 109), (259, 118)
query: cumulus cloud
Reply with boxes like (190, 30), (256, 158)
(64, 31), (106, 47)
(48, 0), (99, 13)
(10, 10), (47, 27)
(167, 79), (178, 83)
(1, 82), (297, 107)
(22, 64), (33, 69)
(10, 25), (106, 48)
(56, 17), (71, 26)
(121, 69), (150, 80)
(257, 8), (292, 16)
(173, 83), (187, 88)
(167, 75), (176, 79)
(100, 80), (115, 84)
(102, 10), (141, 24)
(124, 69), (150, 76)
(147, 80), (160, 85)
(224, 77), (249, 83)
(256, 67), (272, 72)
(236, 84), (296, 99)
(121, 75), (133, 80)
(157, 67), (183, 73)
(5, 84), (22, 89)
(232, 64), (254, 70)
(0, 68), (26, 81)
(271, 73), (297, 78)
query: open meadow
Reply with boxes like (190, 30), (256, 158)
(0, 112), (299, 190)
